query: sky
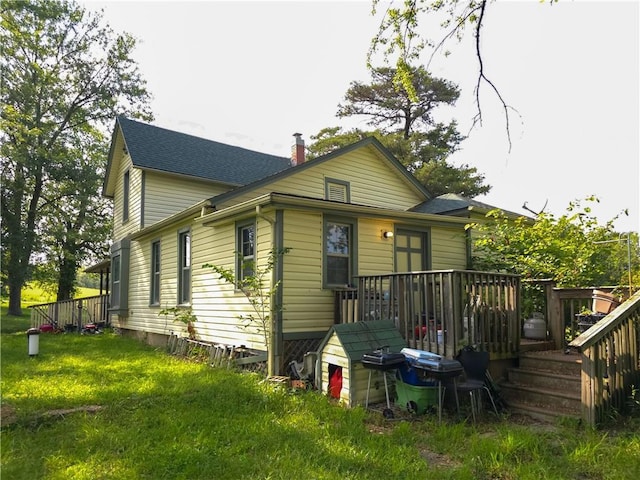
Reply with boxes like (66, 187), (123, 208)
(84, 0), (639, 234)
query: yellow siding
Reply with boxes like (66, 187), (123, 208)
(358, 220), (395, 275)
(119, 220), (187, 335)
(144, 172), (229, 227)
(119, 215), (273, 348)
(466, 211), (490, 259)
(279, 212), (472, 333)
(281, 210), (333, 333)
(113, 154), (143, 240)
(118, 206), (469, 346)
(190, 216), (274, 350)
(431, 226), (467, 269)
(320, 334), (350, 404)
(216, 146), (424, 210)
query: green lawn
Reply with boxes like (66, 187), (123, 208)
(7, 284), (101, 307)
(1, 320), (639, 479)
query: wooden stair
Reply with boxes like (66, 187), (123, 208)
(498, 349), (583, 423)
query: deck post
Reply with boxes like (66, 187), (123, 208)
(77, 299), (83, 332)
(543, 280), (564, 350)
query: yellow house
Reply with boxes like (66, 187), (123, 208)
(102, 117), (484, 375)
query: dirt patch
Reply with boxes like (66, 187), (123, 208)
(1, 403), (104, 429)
(1, 403), (18, 427)
(418, 446), (461, 468)
(42, 405), (103, 417)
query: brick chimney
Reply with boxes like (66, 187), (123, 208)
(291, 133), (305, 166)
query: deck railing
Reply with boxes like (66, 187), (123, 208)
(29, 294), (110, 330)
(568, 290), (640, 425)
(534, 280), (621, 349)
(336, 270), (521, 359)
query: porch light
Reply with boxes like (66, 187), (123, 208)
(382, 230), (394, 239)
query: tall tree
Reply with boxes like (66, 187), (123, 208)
(369, 0), (523, 149)
(307, 127), (489, 197)
(36, 129), (112, 300)
(338, 66), (460, 140)
(310, 65), (490, 197)
(1, 0), (152, 314)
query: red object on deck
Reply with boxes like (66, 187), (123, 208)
(414, 325), (428, 337)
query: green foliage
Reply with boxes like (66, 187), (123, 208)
(309, 65), (491, 197)
(369, 1), (476, 101)
(1, 0), (152, 314)
(369, 1), (519, 149)
(204, 248), (290, 351)
(2, 331), (639, 479)
(337, 65), (460, 139)
(75, 270), (100, 289)
(0, 306), (31, 333)
(470, 197), (636, 289)
(158, 306), (198, 339)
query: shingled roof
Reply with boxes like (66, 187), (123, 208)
(412, 193), (497, 215)
(318, 320), (408, 363)
(117, 116), (293, 185)
(412, 193), (528, 220)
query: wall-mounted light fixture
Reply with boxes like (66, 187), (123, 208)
(382, 230), (394, 239)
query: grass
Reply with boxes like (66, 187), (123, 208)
(1, 307), (31, 334)
(1, 313), (639, 479)
(14, 284), (101, 307)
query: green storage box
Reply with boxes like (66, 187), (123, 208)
(395, 378), (438, 414)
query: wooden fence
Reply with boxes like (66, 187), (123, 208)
(568, 290), (640, 425)
(336, 270), (521, 359)
(29, 295), (110, 330)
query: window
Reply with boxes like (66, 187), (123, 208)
(178, 231), (191, 304)
(122, 170), (130, 222)
(111, 254), (121, 308)
(324, 219), (355, 287)
(109, 238), (130, 315)
(237, 221), (255, 283)
(325, 178), (350, 203)
(150, 240), (161, 305)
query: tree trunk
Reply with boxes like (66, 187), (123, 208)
(8, 278), (24, 316)
(56, 253), (78, 301)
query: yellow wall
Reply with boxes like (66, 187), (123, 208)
(111, 139), (470, 351)
(280, 210), (398, 334)
(143, 172), (230, 227)
(431, 226), (468, 269)
(113, 219), (187, 334)
(189, 216), (274, 350)
(112, 153), (143, 240)
(215, 145), (424, 211)
(117, 206), (469, 348)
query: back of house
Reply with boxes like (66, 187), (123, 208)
(102, 117), (480, 373)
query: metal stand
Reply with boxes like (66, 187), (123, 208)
(365, 369), (394, 419)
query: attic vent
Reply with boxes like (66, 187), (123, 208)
(326, 179), (350, 203)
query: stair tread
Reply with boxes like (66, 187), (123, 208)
(508, 367), (580, 381)
(505, 399), (581, 420)
(500, 381), (581, 399)
(520, 350), (582, 363)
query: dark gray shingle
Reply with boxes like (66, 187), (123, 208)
(412, 193), (497, 215)
(118, 116), (292, 185)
